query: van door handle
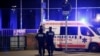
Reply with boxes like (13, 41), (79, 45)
(80, 36), (82, 39)
(75, 36), (77, 39)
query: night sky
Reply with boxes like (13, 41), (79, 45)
(0, 0), (20, 8)
(0, 0), (100, 29)
(0, 0), (100, 8)
(0, 0), (40, 8)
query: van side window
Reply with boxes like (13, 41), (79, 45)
(81, 27), (94, 36)
(60, 27), (78, 35)
(60, 27), (65, 35)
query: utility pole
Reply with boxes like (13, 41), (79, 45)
(75, 0), (78, 21)
(41, 0), (46, 24)
(0, 9), (2, 29)
(62, 0), (71, 53)
(20, 0), (22, 29)
(48, 0), (49, 20)
(41, 0), (44, 23)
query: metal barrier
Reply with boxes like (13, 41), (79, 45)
(0, 36), (10, 51)
(0, 29), (38, 36)
(0, 29), (38, 51)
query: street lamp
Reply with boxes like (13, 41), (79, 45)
(11, 5), (17, 13)
(75, 0), (78, 21)
(48, 0), (49, 20)
(41, 0), (44, 23)
(62, 0), (71, 53)
(20, 0), (22, 29)
(96, 14), (100, 22)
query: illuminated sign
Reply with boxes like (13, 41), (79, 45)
(13, 29), (26, 36)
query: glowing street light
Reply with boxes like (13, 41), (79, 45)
(96, 14), (100, 22)
(62, 0), (71, 53)
(11, 5), (17, 12)
(80, 18), (86, 23)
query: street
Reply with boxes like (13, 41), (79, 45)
(0, 50), (100, 56)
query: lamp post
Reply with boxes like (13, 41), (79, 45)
(41, 0), (44, 23)
(75, 0), (78, 21)
(48, 0), (49, 20)
(62, 0), (71, 53)
(11, 5), (17, 13)
(11, 5), (17, 29)
(41, 0), (46, 24)
(20, 0), (22, 29)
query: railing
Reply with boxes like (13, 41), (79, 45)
(0, 29), (38, 36)
(0, 29), (38, 51)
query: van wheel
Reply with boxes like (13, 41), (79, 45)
(85, 49), (89, 52)
(55, 48), (63, 51)
(88, 44), (99, 52)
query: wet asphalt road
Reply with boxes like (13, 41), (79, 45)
(0, 50), (100, 56)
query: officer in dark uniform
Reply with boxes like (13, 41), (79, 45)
(46, 27), (55, 56)
(35, 26), (46, 56)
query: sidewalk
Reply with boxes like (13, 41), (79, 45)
(0, 50), (100, 56)
(0, 50), (66, 56)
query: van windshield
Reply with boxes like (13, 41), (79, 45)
(90, 26), (100, 35)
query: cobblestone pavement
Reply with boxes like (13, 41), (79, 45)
(0, 50), (100, 56)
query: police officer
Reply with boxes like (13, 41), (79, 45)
(46, 27), (55, 56)
(35, 26), (46, 56)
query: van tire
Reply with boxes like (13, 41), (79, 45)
(88, 44), (99, 52)
(55, 48), (63, 51)
(85, 49), (89, 52)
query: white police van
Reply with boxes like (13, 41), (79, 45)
(42, 20), (100, 52)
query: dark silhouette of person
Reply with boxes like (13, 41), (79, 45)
(35, 26), (46, 56)
(46, 27), (55, 56)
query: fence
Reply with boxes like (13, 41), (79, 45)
(0, 29), (38, 51)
